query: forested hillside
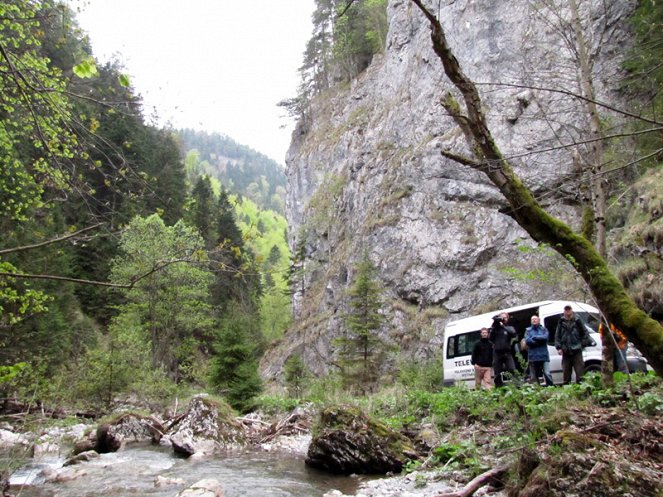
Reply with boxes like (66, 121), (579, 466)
(0, 0), (290, 414)
(178, 129), (287, 214)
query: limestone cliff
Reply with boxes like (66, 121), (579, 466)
(260, 0), (635, 379)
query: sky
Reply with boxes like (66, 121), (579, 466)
(68, 0), (316, 165)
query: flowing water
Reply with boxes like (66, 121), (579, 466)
(8, 444), (362, 497)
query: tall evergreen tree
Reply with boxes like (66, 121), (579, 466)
(209, 302), (263, 413)
(210, 187), (262, 313)
(190, 176), (216, 248)
(338, 251), (388, 393)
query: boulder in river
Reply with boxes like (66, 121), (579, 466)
(305, 405), (419, 475)
(74, 412), (164, 454)
(176, 478), (225, 496)
(165, 395), (246, 457)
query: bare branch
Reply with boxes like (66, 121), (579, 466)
(0, 223), (104, 256)
(475, 80), (663, 127)
(0, 257), (201, 289)
(439, 149), (483, 170)
(0, 272), (131, 288)
(502, 127), (663, 163)
(336, 0), (359, 19)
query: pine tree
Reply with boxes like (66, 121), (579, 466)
(209, 303), (263, 412)
(338, 251), (388, 393)
(190, 176), (216, 248)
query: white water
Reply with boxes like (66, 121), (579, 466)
(8, 444), (361, 497)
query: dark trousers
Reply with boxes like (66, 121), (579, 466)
(562, 350), (584, 384)
(493, 352), (516, 387)
(529, 361), (554, 386)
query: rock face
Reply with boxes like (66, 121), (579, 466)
(262, 0), (634, 378)
(96, 413), (164, 452)
(165, 396), (246, 457)
(306, 405), (418, 474)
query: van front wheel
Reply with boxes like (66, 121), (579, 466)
(583, 362), (602, 374)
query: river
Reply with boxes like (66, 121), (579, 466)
(8, 444), (362, 497)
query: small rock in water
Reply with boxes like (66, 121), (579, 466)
(154, 475), (185, 486)
(63, 449), (99, 466)
(176, 478), (225, 497)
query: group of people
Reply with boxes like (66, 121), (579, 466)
(471, 304), (592, 389)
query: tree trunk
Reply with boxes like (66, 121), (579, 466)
(569, 0), (607, 259)
(410, 0), (663, 377)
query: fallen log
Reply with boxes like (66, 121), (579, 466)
(436, 464), (509, 497)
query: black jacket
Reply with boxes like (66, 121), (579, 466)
(490, 321), (517, 353)
(471, 338), (493, 367)
(555, 315), (588, 353)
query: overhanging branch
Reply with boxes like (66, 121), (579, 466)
(0, 223), (104, 256)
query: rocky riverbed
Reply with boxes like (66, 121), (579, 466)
(3, 388), (663, 497)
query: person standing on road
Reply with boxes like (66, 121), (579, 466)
(471, 327), (494, 389)
(554, 304), (589, 384)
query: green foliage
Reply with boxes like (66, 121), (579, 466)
(298, 0), (388, 99)
(110, 214), (214, 380)
(337, 251), (390, 393)
(0, 1), (81, 220)
(623, 0), (663, 169)
(284, 354), (311, 398)
(232, 194), (291, 341)
(253, 394), (302, 415)
(0, 362), (27, 383)
(177, 129), (286, 213)
(209, 303), (263, 413)
(636, 391), (663, 415)
(427, 440), (484, 475)
(0, 262), (52, 328)
(396, 357), (444, 392)
(304, 372), (349, 406)
(332, 0), (388, 80)
(72, 58), (98, 78)
(0, 0), (83, 336)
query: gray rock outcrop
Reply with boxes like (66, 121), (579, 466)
(165, 396), (246, 457)
(306, 405), (418, 474)
(97, 413), (164, 451)
(262, 0), (634, 379)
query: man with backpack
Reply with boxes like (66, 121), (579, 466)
(555, 304), (589, 384)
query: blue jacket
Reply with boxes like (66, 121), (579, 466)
(525, 324), (550, 362)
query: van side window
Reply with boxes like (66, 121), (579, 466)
(544, 315), (560, 344)
(446, 330), (481, 358)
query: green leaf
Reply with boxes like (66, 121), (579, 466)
(118, 74), (130, 87)
(72, 59), (98, 79)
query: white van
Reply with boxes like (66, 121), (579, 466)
(442, 300), (648, 387)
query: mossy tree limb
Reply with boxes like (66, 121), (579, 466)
(410, 0), (663, 376)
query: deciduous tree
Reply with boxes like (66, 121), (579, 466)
(110, 214), (213, 381)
